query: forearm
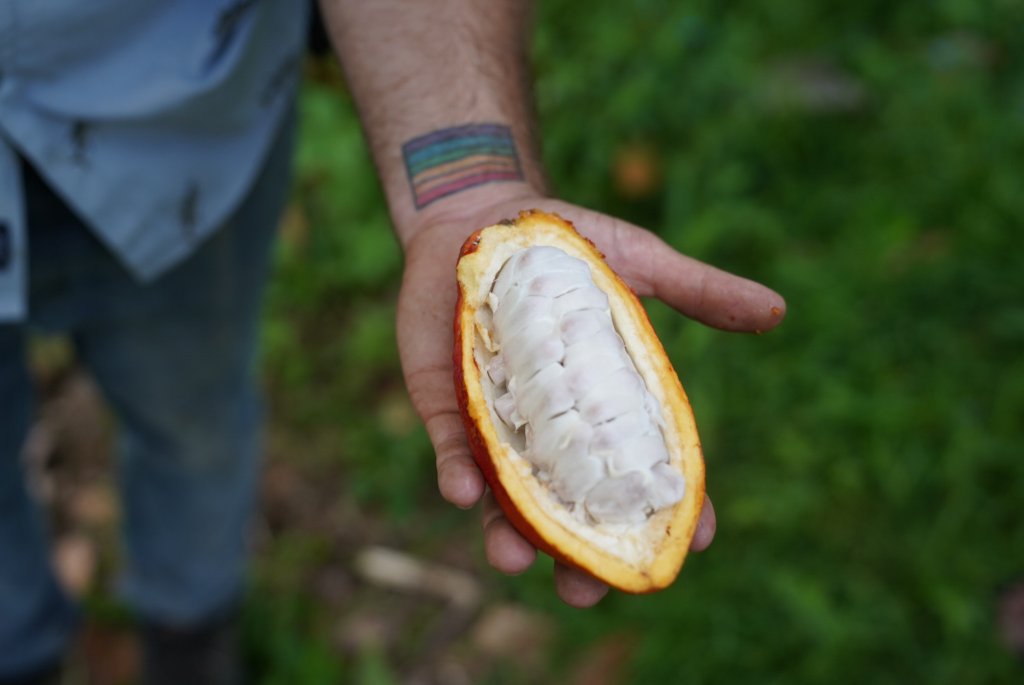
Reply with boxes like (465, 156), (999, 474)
(319, 0), (546, 246)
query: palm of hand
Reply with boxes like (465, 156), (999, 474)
(397, 197), (784, 607)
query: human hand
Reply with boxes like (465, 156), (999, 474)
(397, 189), (785, 608)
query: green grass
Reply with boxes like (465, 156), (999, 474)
(253, 1), (1024, 682)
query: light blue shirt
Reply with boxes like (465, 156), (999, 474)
(0, 1), (308, 320)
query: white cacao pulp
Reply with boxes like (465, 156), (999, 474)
(481, 246), (685, 525)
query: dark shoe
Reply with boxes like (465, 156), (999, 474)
(0, 662), (62, 685)
(140, 609), (244, 685)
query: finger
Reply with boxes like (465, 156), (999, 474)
(554, 562), (610, 608)
(690, 494), (717, 552)
(599, 217), (786, 333)
(402, 333), (485, 507)
(423, 408), (485, 509)
(482, 492), (537, 574)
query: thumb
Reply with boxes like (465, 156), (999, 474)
(425, 409), (485, 509)
(405, 364), (485, 509)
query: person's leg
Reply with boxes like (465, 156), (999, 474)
(0, 326), (78, 681)
(75, 237), (271, 626)
(68, 119), (294, 682)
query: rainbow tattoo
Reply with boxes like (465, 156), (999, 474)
(402, 123), (523, 209)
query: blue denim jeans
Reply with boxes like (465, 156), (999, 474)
(0, 120), (292, 678)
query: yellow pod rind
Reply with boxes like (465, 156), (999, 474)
(454, 210), (705, 592)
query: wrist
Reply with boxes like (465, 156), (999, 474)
(385, 120), (546, 250)
(395, 179), (545, 253)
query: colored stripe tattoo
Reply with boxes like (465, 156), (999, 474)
(403, 123), (523, 209)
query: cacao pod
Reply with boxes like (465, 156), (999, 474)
(453, 210), (705, 592)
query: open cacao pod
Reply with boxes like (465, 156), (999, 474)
(453, 210), (705, 593)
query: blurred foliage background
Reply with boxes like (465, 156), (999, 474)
(83, 0), (1023, 682)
